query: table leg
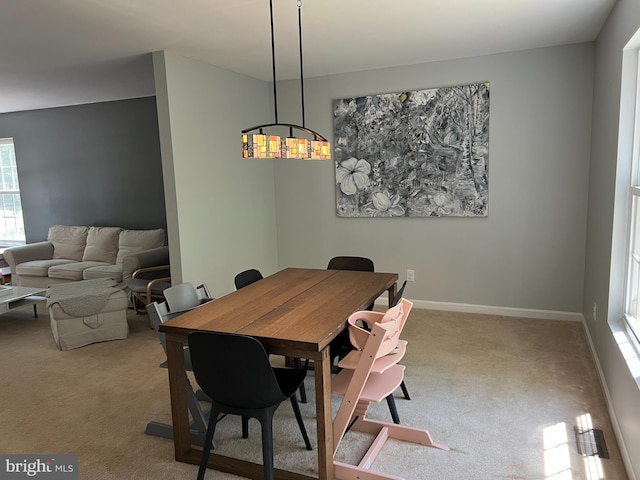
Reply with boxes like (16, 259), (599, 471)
(165, 333), (192, 459)
(314, 346), (334, 480)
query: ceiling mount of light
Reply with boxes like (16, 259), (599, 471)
(241, 0), (331, 160)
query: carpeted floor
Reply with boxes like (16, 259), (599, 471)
(0, 303), (629, 479)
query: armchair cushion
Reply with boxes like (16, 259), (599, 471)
(116, 228), (165, 264)
(82, 226), (120, 263)
(48, 225), (89, 261)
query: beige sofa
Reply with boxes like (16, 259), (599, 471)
(4, 225), (168, 289)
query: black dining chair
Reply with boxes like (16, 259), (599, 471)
(327, 256), (376, 365)
(234, 268), (308, 403)
(234, 268), (264, 289)
(188, 331), (312, 480)
(327, 255), (375, 273)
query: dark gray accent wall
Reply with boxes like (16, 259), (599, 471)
(0, 96), (166, 242)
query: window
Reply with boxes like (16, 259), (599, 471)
(0, 138), (25, 245)
(624, 50), (640, 343)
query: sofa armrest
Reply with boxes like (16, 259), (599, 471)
(121, 245), (170, 280)
(3, 242), (54, 271)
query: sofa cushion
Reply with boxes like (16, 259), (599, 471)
(115, 229), (165, 264)
(48, 261), (110, 281)
(48, 225), (89, 261)
(83, 264), (123, 283)
(16, 259), (77, 277)
(82, 226), (121, 263)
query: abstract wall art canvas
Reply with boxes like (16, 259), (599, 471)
(334, 83), (490, 217)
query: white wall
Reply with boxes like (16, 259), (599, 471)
(153, 51), (279, 296)
(274, 44), (594, 315)
(583, 0), (640, 477)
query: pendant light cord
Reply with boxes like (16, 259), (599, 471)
(242, 0), (331, 158)
(270, 0), (278, 124)
(298, 0), (306, 128)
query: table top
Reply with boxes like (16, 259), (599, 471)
(159, 267), (398, 354)
(0, 286), (46, 303)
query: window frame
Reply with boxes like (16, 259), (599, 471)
(623, 50), (640, 345)
(0, 138), (25, 246)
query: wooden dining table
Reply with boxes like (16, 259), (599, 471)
(159, 267), (398, 480)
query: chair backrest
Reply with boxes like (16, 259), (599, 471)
(196, 283), (213, 301)
(389, 297), (412, 343)
(188, 331), (285, 409)
(164, 282), (213, 312)
(147, 300), (173, 352)
(164, 282), (199, 312)
(327, 256), (374, 272)
(390, 280), (408, 308)
(234, 269), (264, 289)
(147, 282), (213, 352)
(347, 298), (413, 358)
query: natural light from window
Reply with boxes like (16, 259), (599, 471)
(576, 414), (604, 480)
(544, 415), (606, 480)
(544, 422), (572, 480)
(0, 138), (25, 245)
(613, 330), (640, 379)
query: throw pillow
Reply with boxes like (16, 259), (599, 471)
(82, 226), (121, 263)
(48, 225), (89, 261)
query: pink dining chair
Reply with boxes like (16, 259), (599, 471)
(330, 298), (449, 480)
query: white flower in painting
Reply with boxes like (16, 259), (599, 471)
(336, 158), (371, 195)
(433, 192), (449, 207)
(428, 192), (453, 216)
(367, 192), (405, 217)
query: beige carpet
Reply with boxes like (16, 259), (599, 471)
(0, 303), (629, 479)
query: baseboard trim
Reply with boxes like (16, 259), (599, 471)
(375, 297), (582, 322)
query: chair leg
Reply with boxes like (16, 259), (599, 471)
(242, 416), (249, 439)
(386, 394), (401, 425)
(197, 405), (220, 480)
(293, 358), (307, 403)
(400, 380), (411, 400)
(259, 412), (276, 480)
(289, 396), (312, 450)
(186, 376), (208, 439)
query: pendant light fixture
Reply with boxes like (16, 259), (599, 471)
(241, 0), (331, 160)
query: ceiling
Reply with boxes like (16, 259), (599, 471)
(0, 0), (617, 114)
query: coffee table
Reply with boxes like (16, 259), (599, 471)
(0, 286), (46, 317)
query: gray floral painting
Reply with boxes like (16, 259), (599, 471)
(334, 83), (490, 217)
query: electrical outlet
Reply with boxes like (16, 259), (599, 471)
(407, 269), (415, 282)
(593, 302), (597, 321)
